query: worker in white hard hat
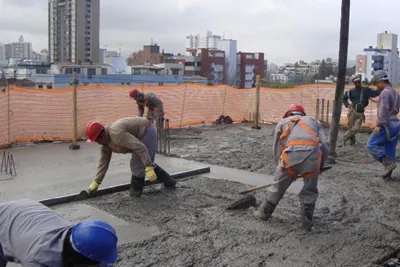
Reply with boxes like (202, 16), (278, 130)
(367, 71), (400, 180)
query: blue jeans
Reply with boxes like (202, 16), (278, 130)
(368, 120), (400, 162)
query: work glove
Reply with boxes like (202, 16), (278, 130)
(87, 181), (100, 193)
(145, 166), (158, 182)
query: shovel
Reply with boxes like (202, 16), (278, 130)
(226, 166), (332, 210)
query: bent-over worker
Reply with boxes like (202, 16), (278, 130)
(0, 199), (118, 267)
(254, 104), (330, 232)
(85, 117), (176, 197)
(129, 89), (165, 132)
(342, 74), (381, 146)
(367, 71), (400, 180)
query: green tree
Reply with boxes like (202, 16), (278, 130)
(318, 59), (334, 79)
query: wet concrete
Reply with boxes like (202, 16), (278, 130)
(4, 123), (400, 266)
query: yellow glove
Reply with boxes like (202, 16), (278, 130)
(145, 166), (157, 182)
(87, 181), (100, 192)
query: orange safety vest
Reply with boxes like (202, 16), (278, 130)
(279, 116), (322, 180)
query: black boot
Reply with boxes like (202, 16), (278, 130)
(379, 156), (396, 180)
(253, 201), (276, 221)
(154, 165), (177, 188)
(130, 175), (145, 197)
(301, 204), (315, 232)
(350, 136), (356, 146)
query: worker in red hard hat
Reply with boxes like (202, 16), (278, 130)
(254, 104), (330, 232)
(0, 199), (118, 267)
(85, 117), (176, 197)
(129, 89), (165, 132)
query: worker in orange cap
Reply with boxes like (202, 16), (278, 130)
(85, 117), (176, 197)
(253, 104), (330, 232)
(129, 89), (165, 132)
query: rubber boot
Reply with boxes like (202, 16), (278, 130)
(154, 165), (177, 188)
(350, 136), (356, 146)
(130, 175), (145, 197)
(301, 204), (315, 232)
(379, 156), (396, 180)
(253, 201), (276, 221)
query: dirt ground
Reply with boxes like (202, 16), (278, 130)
(85, 123), (400, 267)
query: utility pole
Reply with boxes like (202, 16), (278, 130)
(329, 0), (350, 157)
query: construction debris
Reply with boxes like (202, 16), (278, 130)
(0, 151), (16, 177)
(215, 115), (233, 124)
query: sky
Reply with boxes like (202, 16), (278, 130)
(0, 0), (399, 65)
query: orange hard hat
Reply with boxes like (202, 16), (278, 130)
(129, 89), (141, 99)
(86, 122), (104, 143)
(283, 104), (306, 119)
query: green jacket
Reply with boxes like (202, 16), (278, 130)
(343, 87), (381, 113)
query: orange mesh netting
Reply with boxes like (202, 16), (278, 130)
(0, 84), (385, 146)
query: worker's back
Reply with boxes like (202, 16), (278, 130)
(0, 199), (72, 266)
(108, 117), (149, 141)
(279, 115), (322, 168)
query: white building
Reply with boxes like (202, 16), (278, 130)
(217, 39), (237, 85)
(0, 43), (5, 60)
(4, 35), (32, 60)
(186, 31), (222, 50)
(356, 31), (399, 85)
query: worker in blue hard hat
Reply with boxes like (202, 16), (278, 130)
(0, 199), (118, 267)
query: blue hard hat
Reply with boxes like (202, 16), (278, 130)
(71, 219), (118, 264)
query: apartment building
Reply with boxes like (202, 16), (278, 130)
(4, 36), (32, 60)
(127, 44), (174, 65)
(237, 52), (264, 88)
(355, 31), (399, 85)
(48, 0), (100, 64)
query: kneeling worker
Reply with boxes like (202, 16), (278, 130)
(254, 104), (330, 231)
(85, 117), (176, 197)
(0, 199), (118, 267)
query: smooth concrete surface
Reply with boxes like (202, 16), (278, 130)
(0, 142), (300, 202)
(55, 203), (161, 245)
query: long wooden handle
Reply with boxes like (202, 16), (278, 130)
(238, 166), (332, 195)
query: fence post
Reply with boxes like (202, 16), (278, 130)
(326, 100), (330, 123)
(252, 75), (261, 130)
(69, 72), (80, 150)
(179, 84), (188, 128)
(7, 83), (10, 147)
(321, 99), (325, 122)
(316, 98), (320, 120)
(222, 85), (227, 116)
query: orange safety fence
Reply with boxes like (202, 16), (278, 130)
(0, 83), (388, 147)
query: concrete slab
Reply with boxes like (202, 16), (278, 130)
(54, 203), (161, 245)
(0, 142), (301, 202)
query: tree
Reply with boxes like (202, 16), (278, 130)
(318, 59), (334, 79)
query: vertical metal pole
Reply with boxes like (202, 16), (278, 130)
(316, 99), (320, 120)
(329, 0), (351, 156)
(166, 119), (170, 155)
(326, 100), (330, 123)
(69, 72), (80, 150)
(321, 99), (325, 122)
(252, 75), (261, 129)
(7, 83), (10, 146)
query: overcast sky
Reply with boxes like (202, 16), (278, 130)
(0, 0), (398, 64)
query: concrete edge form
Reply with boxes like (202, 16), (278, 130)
(39, 166), (211, 207)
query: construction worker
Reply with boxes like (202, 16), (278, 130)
(254, 104), (330, 232)
(129, 89), (165, 132)
(0, 199), (118, 267)
(342, 74), (381, 146)
(85, 117), (176, 197)
(367, 71), (400, 180)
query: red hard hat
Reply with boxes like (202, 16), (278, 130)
(283, 104), (306, 119)
(86, 122), (104, 143)
(129, 89), (140, 99)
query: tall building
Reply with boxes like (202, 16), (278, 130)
(355, 31), (399, 85)
(186, 31), (221, 50)
(0, 43), (5, 60)
(48, 0), (100, 64)
(4, 36), (32, 60)
(217, 39), (237, 85)
(127, 44), (174, 65)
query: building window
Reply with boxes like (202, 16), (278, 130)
(87, 68), (96, 76)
